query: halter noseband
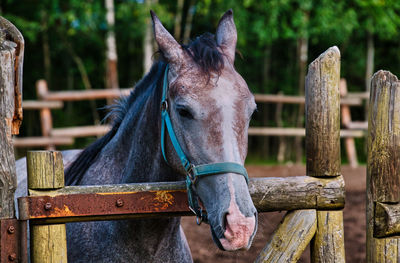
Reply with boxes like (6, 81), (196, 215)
(160, 64), (249, 225)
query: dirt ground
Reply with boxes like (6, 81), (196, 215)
(181, 165), (366, 263)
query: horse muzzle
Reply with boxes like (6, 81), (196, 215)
(195, 173), (258, 251)
(219, 195), (257, 251)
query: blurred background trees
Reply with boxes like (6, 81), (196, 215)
(2, 0), (400, 163)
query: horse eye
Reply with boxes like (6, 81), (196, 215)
(178, 108), (194, 119)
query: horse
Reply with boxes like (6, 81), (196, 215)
(15, 9), (257, 262)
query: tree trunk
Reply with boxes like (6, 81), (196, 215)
(105, 0), (119, 105)
(143, 0), (157, 74)
(41, 11), (51, 89)
(365, 31), (374, 93)
(365, 31), (374, 122)
(261, 45), (271, 160)
(295, 36), (308, 164)
(183, 0), (196, 44)
(66, 60), (74, 124)
(276, 93), (286, 163)
(174, 0), (184, 41)
(59, 34), (100, 124)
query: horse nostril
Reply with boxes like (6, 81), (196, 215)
(222, 212), (229, 232)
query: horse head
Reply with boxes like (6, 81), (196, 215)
(151, 10), (258, 251)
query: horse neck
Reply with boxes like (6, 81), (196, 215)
(80, 67), (175, 185)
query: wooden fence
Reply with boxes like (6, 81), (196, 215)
(14, 76), (367, 168)
(3, 16), (400, 262)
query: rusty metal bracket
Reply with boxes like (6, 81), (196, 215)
(0, 219), (23, 262)
(18, 190), (192, 224)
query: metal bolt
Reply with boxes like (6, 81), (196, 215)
(8, 253), (16, 261)
(116, 199), (124, 207)
(7, 226), (15, 234)
(44, 202), (52, 210)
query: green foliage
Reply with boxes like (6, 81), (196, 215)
(2, 0), (400, 161)
(353, 0), (400, 38)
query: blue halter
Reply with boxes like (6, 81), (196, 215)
(160, 64), (249, 224)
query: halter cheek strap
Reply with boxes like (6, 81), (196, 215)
(160, 64), (249, 225)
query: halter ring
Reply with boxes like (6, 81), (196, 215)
(161, 100), (168, 111)
(196, 215), (202, 225)
(186, 164), (197, 183)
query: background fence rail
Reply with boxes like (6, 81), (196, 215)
(15, 77), (368, 170)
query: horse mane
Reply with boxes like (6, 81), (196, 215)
(183, 32), (224, 75)
(65, 32), (224, 186)
(65, 62), (166, 185)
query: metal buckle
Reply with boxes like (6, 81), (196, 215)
(186, 164), (197, 183)
(189, 206), (203, 225)
(161, 100), (168, 111)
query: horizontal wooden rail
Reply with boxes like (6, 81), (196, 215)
(255, 210), (317, 262)
(42, 88), (131, 101)
(254, 94), (364, 106)
(346, 121), (368, 130)
(248, 127), (365, 138)
(18, 175), (344, 224)
(13, 126), (366, 148)
(13, 137), (74, 147)
(51, 125), (111, 138)
(35, 90), (368, 105)
(23, 100), (63, 110)
(346, 92), (369, 99)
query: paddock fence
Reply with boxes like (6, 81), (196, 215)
(1, 18), (346, 262)
(1, 16), (398, 263)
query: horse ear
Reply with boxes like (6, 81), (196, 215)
(216, 9), (237, 63)
(150, 10), (184, 66)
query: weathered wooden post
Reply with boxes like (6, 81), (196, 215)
(366, 70), (400, 262)
(27, 151), (67, 262)
(0, 16), (24, 262)
(305, 46), (345, 262)
(255, 209), (317, 262)
(0, 16), (24, 219)
(254, 47), (346, 263)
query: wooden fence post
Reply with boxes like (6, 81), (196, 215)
(366, 70), (400, 262)
(275, 91), (287, 163)
(0, 23), (18, 220)
(36, 80), (55, 150)
(0, 16), (24, 219)
(28, 151), (67, 262)
(0, 16), (25, 262)
(340, 79), (358, 168)
(305, 46), (345, 262)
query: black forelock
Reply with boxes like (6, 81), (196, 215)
(183, 32), (224, 75)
